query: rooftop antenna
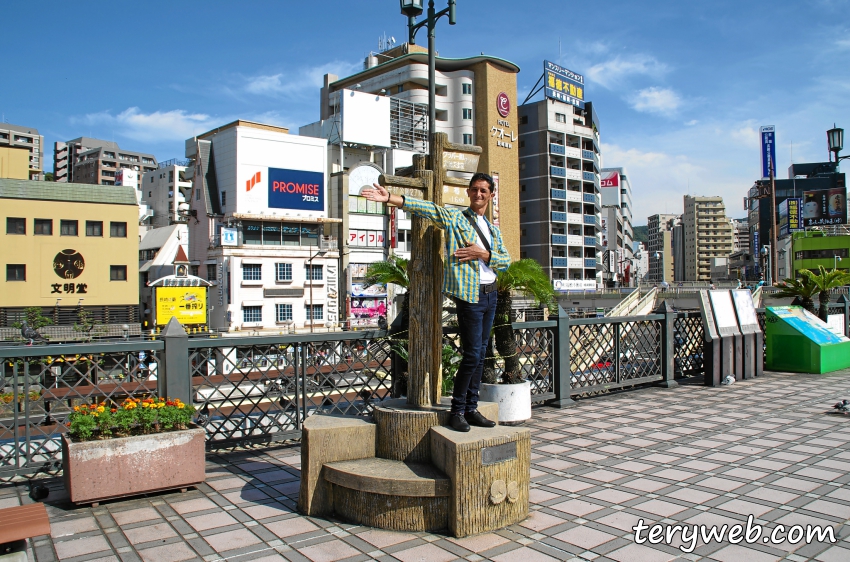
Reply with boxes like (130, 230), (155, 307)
(558, 37), (562, 65)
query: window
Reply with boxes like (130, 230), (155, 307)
(397, 84), (404, 93)
(276, 263), (292, 281)
(305, 264), (323, 281)
(462, 108), (473, 120)
(519, 140), (525, 148)
(110, 265), (127, 281)
(243, 306), (262, 323)
(521, 207), (527, 214)
(521, 184), (526, 192)
(6, 264), (25, 281)
(221, 191), (226, 206)
(463, 134), (473, 145)
(60, 220), (78, 236)
(86, 221), (103, 236)
(191, 265), (199, 277)
(555, 113), (566, 123)
(207, 264), (217, 281)
(196, 189), (200, 200)
(110, 222), (127, 237)
(34, 219), (53, 235)
(242, 263), (262, 281)
(6, 217), (25, 234)
(276, 303), (293, 322)
(305, 304), (324, 321)
(520, 115), (528, 125)
(462, 83), (472, 95)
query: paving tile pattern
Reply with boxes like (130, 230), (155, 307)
(3, 370), (850, 561)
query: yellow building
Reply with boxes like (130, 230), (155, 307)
(0, 179), (139, 327)
(0, 147), (30, 180)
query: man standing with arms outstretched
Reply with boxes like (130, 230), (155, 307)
(362, 173), (511, 432)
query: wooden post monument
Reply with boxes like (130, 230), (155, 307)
(299, 132), (531, 537)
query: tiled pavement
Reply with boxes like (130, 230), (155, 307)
(3, 370), (850, 562)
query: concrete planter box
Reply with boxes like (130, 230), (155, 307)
(62, 426), (206, 505)
(479, 381), (531, 424)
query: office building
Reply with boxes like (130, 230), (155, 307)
(647, 213), (676, 283)
(0, 179), (139, 333)
(0, 124), (44, 180)
(54, 137), (157, 185)
(600, 167), (635, 285)
(682, 195), (735, 282)
(184, 120), (340, 333)
(517, 98), (602, 290)
(141, 159), (193, 228)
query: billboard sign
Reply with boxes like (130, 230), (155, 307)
(221, 227), (238, 246)
(760, 125), (776, 179)
(778, 198), (802, 237)
(544, 60), (585, 108)
(801, 188), (846, 226)
(155, 286), (207, 326)
(600, 171), (619, 188)
(267, 168), (324, 212)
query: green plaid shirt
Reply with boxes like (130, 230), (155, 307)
(402, 196), (512, 303)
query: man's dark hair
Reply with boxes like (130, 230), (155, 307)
(469, 172), (495, 192)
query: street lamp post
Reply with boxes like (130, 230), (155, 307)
(654, 251), (667, 288)
(760, 245), (771, 286)
(835, 255), (843, 271)
(827, 125), (848, 168)
(400, 0), (457, 145)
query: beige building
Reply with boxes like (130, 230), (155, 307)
(0, 179), (139, 328)
(647, 213), (676, 283)
(0, 146), (30, 179)
(682, 195), (734, 282)
(0, 124), (44, 180)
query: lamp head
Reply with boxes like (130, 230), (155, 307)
(399, 0), (424, 17)
(827, 125), (844, 155)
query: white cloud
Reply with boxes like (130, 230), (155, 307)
(685, 119), (699, 126)
(628, 87), (682, 116)
(728, 122), (760, 149)
(73, 107), (217, 143)
(243, 60), (361, 99)
(585, 54), (668, 90)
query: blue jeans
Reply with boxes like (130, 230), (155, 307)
(451, 286), (498, 414)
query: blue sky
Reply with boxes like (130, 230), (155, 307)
(2, 0), (848, 223)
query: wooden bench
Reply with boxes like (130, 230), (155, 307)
(0, 503), (51, 558)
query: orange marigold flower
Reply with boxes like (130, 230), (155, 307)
(73, 406), (80, 412)
(178, 403), (185, 409)
(111, 408), (117, 413)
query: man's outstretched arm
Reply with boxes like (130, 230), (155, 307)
(361, 183), (454, 230)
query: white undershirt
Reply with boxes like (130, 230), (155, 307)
(475, 214), (497, 284)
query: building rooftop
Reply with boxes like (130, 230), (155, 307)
(0, 123), (40, 135)
(197, 120), (290, 140)
(62, 137), (121, 150)
(0, 178), (138, 205)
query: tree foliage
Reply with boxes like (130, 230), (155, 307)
(800, 266), (850, 321)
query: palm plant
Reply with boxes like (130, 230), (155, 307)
(771, 275), (819, 315)
(484, 259), (556, 384)
(800, 266), (850, 321)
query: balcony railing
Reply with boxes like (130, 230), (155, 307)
(551, 189), (566, 200)
(585, 258), (598, 268)
(550, 166), (566, 177)
(552, 257), (568, 268)
(583, 214), (596, 225)
(552, 211), (567, 222)
(585, 236), (598, 246)
(552, 234), (567, 245)
(550, 143), (565, 155)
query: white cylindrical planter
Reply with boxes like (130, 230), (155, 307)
(479, 381), (531, 424)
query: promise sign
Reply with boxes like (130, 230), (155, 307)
(268, 168), (324, 211)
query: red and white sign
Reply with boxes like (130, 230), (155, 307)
(600, 171), (619, 188)
(496, 92), (510, 117)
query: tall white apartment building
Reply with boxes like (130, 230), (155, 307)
(0, 123), (44, 180)
(517, 99), (602, 290)
(54, 137), (157, 185)
(184, 120), (340, 333)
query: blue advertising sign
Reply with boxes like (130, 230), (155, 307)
(544, 60), (585, 108)
(760, 125), (776, 179)
(267, 168), (324, 211)
(778, 198), (803, 237)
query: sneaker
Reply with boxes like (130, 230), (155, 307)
(449, 413), (470, 432)
(465, 410), (496, 428)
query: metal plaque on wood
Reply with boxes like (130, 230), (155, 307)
(443, 151), (480, 173)
(481, 442), (517, 465)
(709, 290), (741, 337)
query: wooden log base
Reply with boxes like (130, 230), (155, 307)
(331, 485), (449, 533)
(374, 399), (499, 463)
(324, 458), (450, 497)
(431, 425), (531, 538)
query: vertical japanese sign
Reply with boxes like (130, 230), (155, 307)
(760, 126), (776, 180)
(778, 198), (803, 236)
